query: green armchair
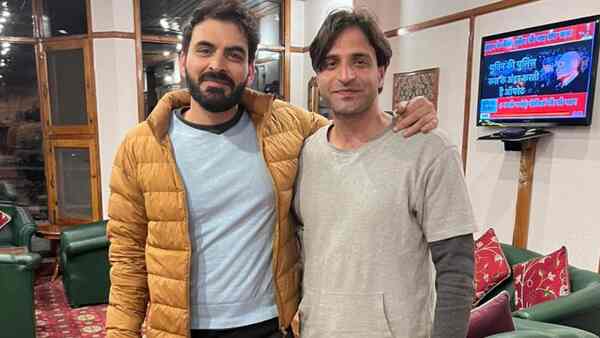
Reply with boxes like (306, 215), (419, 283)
(0, 203), (37, 250)
(478, 243), (600, 336)
(0, 252), (42, 338)
(59, 220), (110, 308)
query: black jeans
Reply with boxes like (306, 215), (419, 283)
(190, 318), (290, 338)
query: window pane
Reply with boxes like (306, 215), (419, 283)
(42, 0), (87, 37)
(141, 0), (189, 37)
(141, 0), (282, 46)
(55, 147), (91, 220)
(47, 48), (88, 125)
(251, 50), (281, 97)
(0, 0), (34, 37)
(251, 0), (281, 46)
(0, 43), (48, 221)
(142, 42), (182, 117)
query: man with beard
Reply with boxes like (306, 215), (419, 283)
(105, 1), (438, 338)
(293, 9), (476, 338)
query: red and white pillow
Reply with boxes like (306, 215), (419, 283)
(0, 210), (11, 231)
(513, 246), (570, 310)
(473, 228), (511, 305)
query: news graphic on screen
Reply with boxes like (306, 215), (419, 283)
(477, 16), (600, 126)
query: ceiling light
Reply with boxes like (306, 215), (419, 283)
(164, 75), (173, 83)
(1, 10), (9, 17)
(176, 43), (182, 52)
(58, 29), (68, 34)
(0, 74), (3, 79)
(163, 51), (171, 56)
(1, 42), (9, 48)
(0, 17), (6, 23)
(1, 2), (6, 7)
(0, 49), (8, 56)
(396, 28), (408, 36)
(160, 18), (169, 29)
(0, 23), (4, 32)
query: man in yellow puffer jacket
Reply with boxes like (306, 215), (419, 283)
(106, 1), (438, 338)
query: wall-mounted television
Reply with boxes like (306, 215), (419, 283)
(477, 15), (600, 127)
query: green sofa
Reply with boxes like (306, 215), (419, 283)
(59, 220), (110, 308)
(490, 318), (598, 337)
(0, 203), (37, 250)
(478, 243), (600, 337)
(0, 252), (42, 338)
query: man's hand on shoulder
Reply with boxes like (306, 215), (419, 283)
(393, 96), (438, 137)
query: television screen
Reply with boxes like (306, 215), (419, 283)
(477, 15), (600, 126)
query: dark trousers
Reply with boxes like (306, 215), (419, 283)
(190, 318), (290, 338)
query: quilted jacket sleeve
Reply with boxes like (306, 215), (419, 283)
(294, 106), (329, 138)
(105, 136), (149, 338)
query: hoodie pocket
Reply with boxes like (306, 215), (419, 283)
(309, 292), (394, 338)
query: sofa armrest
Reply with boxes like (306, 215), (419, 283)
(0, 252), (42, 270)
(63, 236), (109, 256)
(513, 283), (600, 323)
(61, 220), (107, 243)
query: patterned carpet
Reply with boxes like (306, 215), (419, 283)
(35, 277), (107, 338)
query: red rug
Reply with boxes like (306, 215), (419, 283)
(35, 277), (107, 338)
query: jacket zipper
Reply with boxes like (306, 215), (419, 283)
(256, 104), (287, 335)
(162, 137), (193, 338)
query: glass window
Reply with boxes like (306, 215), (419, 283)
(251, 0), (281, 46)
(142, 42), (182, 117)
(251, 50), (281, 97)
(141, 0), (189, 37)
(141, 0), (282, 45)
(0, 43), (47, 221)
(42, 0), (87, 37)
(54, 147), (91, 220)
(0, 0), (34, 37)
(46, 48), (88, 125)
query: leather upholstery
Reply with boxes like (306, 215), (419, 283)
(0, 203), (37, 250)
(0, 252), (41, 338)
(59, 220), (110, 308)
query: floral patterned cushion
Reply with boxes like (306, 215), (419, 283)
(0, 210), (11, 231)
(513, 246), (570, 310)
(473, 228), (511, 305)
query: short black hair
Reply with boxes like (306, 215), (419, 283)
(181, 0), (260, 63)
(309, 8), (392, 73)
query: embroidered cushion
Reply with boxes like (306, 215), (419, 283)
(473, 228), (511, 305)
(513, 246), (570, 310)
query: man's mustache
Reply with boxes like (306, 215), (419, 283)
(199, 72), (235, 88)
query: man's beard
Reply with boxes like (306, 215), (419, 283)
(186, 70), (247, 113)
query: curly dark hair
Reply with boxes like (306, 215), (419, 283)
(181, 0), (260, 63)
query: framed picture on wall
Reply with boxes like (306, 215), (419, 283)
(393, 67), (440, 110)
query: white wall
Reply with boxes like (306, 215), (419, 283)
(467, 0), (600, 271)
(382, 21), (471, 151)
(353, 0), (496, 32)
(93, 39), (139, 219)
(90, 0), (134, 32)
(290, 0), (353, 110)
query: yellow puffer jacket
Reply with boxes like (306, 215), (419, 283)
(106, 88), (327, 338)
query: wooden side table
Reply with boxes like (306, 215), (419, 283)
(36, 224), (75, 281)
(0, 246), (28, 255)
